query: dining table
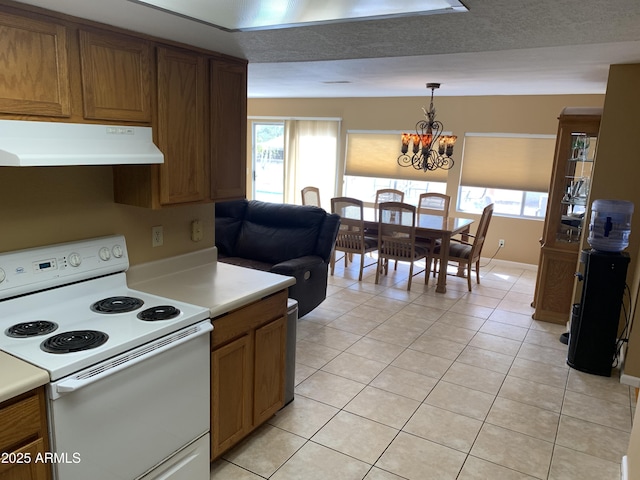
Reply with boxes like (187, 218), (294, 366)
(361, 208), (474, 293)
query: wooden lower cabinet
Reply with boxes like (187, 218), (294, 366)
(0, 439), (50, 480)
(533, 245), (579, 324)
(253, 318), (287, 425)
(210, 290), (287, 460)
(0, 387), (51, 480)
(211, 333), (252, 456)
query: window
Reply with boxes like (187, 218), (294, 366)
(458, 134), (556, 218)
(344, 131), (447, 205)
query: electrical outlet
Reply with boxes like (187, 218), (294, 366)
(152, 225), (163, 247)
(191, 219), (203, 242)
(498, 239), (505, 248)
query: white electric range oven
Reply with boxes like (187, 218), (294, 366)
(0, 235), (212, 480)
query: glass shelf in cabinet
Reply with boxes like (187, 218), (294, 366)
(567, 157), (594, 163)
(561, 197), (588, 207)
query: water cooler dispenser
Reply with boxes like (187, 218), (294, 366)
(567, 199), (633, 376)
(567, 250), (629, 376)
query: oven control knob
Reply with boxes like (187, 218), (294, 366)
(99, 247), (111, 261)
(0, 268), (5, 284)
(112, 244), (124, 258)
(68, 253), (82, 267)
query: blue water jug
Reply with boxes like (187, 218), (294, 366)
(587, 199), (634, 252)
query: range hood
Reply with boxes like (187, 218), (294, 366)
(0, 119), (164, 166)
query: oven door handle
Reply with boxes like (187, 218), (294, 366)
(54, 321), (212, 398)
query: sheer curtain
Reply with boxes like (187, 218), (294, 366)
(284, 119), (339, 206)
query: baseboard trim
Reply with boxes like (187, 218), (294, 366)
(480, 257), (537, 271)
(620, 373), (640, 388)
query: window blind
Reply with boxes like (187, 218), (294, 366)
(460, 134), (556, 192)
(345, 131), (449, 183)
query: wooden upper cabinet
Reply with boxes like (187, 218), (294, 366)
(0, 11), (70, 117)
(211, 59), (247, 201)
(79, 30), (151, 122)
(157, 46), (208, 205)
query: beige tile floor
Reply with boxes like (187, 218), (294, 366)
(210, 257), (635, 480)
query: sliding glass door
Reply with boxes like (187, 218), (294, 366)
(252, 122), (285, 202)
(251, 119), (339, 205)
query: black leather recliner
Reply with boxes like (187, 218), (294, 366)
(215, 199), (341, 317)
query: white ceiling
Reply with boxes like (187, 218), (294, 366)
(15, 0), (640, 98)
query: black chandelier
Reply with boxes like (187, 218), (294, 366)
(398, 83), (457, 172)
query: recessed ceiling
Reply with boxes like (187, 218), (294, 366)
(12, 0), (640, 98)
(130, 0), (467, 31)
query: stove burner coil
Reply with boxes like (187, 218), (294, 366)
(40, 330), (108, 354)
(5, 321), (58, 338)
(137, 306), (180, 322)
(91, 296), (144, 314)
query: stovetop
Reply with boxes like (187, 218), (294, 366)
(0, 236), (210, 380)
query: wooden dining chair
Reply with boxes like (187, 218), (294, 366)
(374, 189), (405, 270)
(375, 201), (430, 291)
(418, 192), (450, 218)
(374, 189), (404, 218)
(301, 186), (321, 207)
(330, 197), (378, 281)
(418, 192), (451, 276)
(434, 203), (494, 291)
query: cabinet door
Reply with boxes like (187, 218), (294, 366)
(0, 438), (49, 480)
(253, 315), (286, 426)
(210, 334), (252, 460)
(0, 11), (70, 117)
(79, 30), (151, 122)
(157, 47), (208, 205)
(533, 247), (578, 323)
(210, 59), (247, 201)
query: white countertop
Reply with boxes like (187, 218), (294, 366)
(0, 352), (49, 404)
(126, 247), (296, 318)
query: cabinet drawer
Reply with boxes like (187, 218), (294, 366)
(0, 393), (41, 452)
(211, 290), (287, 349)
(0, 437), (49, 479)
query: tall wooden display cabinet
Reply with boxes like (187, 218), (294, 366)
(532, 107), (602, 324)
